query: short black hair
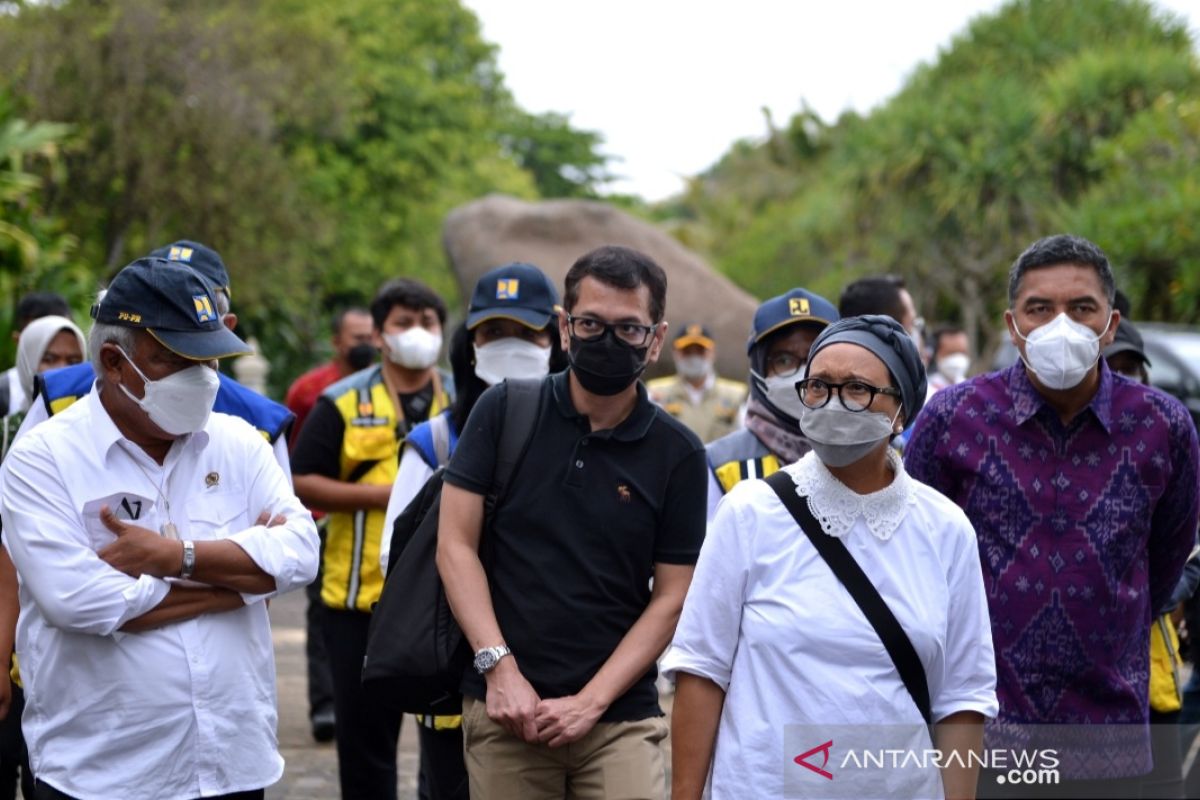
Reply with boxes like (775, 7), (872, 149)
(332, 306), (370, 335)
(1008, 234), (1116, 307)
(838, 276), (907, 321)
(563, 246), (667, 323)
(16, 291), (70, 330)
(931, 324), (966, 353)
(369, 279), (447, 330)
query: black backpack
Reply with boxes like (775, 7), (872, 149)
(361, 378), (542, 715)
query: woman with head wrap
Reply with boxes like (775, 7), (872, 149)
(1, 315), (86, 459)
(663, 315), (998, 800)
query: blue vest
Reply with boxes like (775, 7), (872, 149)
(35, 363), (295, 444)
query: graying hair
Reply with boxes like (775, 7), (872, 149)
(215, 290), (231, 317)
(88, 322), (138, 376)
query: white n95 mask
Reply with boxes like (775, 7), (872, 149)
(384, 327), (442, 370)
(473, 339), (551, 385)
(1013, 312), (1111, 391)
(115, 346), (220, 436)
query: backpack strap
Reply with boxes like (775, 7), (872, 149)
(429, 412), (452, 468)
(764, 470), (933, 726)
(485, 378), (542, 516)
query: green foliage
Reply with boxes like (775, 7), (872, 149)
(0, 0), (611, 395)
(0, 92), (91, 367)
(666, 0), (1200, 357)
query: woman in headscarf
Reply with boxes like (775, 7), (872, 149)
(1, 315), (86, 459)
(664, 315), (997, 800)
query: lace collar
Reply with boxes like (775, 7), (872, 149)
(783, 449), (915, 541)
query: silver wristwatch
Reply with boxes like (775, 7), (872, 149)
(180, 540), (196, 579)
(473, 645), (512, 675)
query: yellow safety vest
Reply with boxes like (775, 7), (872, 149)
(321, 368), (448, 612)
(1149, 613), (1183, 713)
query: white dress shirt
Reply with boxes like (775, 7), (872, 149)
(1, 389), (319, 800)
(662, 451), (997, 799)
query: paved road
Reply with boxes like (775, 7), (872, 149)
(267, 588), (421, 799)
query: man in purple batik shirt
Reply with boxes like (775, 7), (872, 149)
(906, 234), (1199, 798)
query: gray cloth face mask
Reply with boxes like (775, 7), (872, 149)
(798, 404), (900, 468)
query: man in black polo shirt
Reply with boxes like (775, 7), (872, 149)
(437, 245), (706, 799)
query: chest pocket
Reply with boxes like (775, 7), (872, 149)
(344, 424), (397, 463)
(186, 488), (250, 541)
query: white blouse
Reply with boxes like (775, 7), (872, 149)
(662, 451), (997, 799)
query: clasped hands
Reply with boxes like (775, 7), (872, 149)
(484, 662), (607, 748)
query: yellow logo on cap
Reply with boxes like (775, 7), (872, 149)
(117, 311), (142, 323)
(497, 279), (519, 300)
(687, 324), (703, 336)
(169, 246), (194, 263)
(789, 298), (811, 316)
(193, 294), (216, 323)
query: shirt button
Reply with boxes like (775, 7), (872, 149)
(575, 460), (584, 468)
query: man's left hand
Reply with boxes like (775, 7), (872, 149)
(97, 506), (180, 578)
(534, 694), (606, 748)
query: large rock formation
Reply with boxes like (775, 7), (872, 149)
(443, 194), (759, 379)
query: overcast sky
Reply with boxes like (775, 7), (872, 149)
(465, 0), (1200, 201)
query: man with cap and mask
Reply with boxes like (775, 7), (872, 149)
(705, 288), (839, 519)
(21, 240), (296, 471)
(0, 258), (319, 800)
(290, 277), (452, 800)
(665, 314), (995, 800)
(647, 324), (747, 444)
(438, 245), (707, 800)
(906, 234), (1200, 795)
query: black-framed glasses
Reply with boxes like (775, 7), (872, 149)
(796, 378), (902, 412)
(566, 314), (657, 347)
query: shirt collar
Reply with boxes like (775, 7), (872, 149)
(551, 369), (657, 442)
(1005, 359), (1115, 432)
(87, 383), (210, 464)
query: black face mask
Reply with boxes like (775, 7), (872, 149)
(568, 331), (650, 396)
(346, 343), (378, 372)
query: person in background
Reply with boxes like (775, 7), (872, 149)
(927, 324), (971, 394)
(665, 315), (996, 800)
(1, 291), (71, 415)
(0, 314), (85, 800)
(283, 305), (374, 743)
(291, 277), (452, 800)
(839, 274), (925, 359)
(647, 324), (747, 444)
(286, 307), (375, 447)
(906, 234), (1199, 796)
(380, 262), (566, 800)
(705, 289), (838, 519)
(1, 316), (86, 458)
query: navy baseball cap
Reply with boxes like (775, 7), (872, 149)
(148, 239), (231, 299)
(1103, 321), (1151, 366)
(92, 258), (251, 360)
(747, 288), (839, 353)
(466, 262), (560, 331)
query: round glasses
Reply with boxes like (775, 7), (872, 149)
(796, 377), (901, 412)
(566, 314), (657, 347)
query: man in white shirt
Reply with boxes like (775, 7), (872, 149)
(0, 258), (319, 800)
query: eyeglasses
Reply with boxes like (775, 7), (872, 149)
(795, 377), (902, 412)
(566, 314), (657, 347)
(766, 352), (806, 379)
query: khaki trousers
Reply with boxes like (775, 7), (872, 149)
(461, 696), (668, 800)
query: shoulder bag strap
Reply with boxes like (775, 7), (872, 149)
(485, 378), (543, 516)
(764, 470), (933, 725)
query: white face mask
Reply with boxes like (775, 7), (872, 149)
(676, 354), (712, 381)
(473, 338), (551, 385)
(799, 404), (902, 468)
(384, 327), (442, 370)
(754, 371), (806, 421)
(1013, 312), (1112, 391)
(115, 346), (220, 436)
(937, 353), (970, 384)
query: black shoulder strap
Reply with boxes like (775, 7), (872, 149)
(765, 470), (933, 725)
(485, 378), (542, 515)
